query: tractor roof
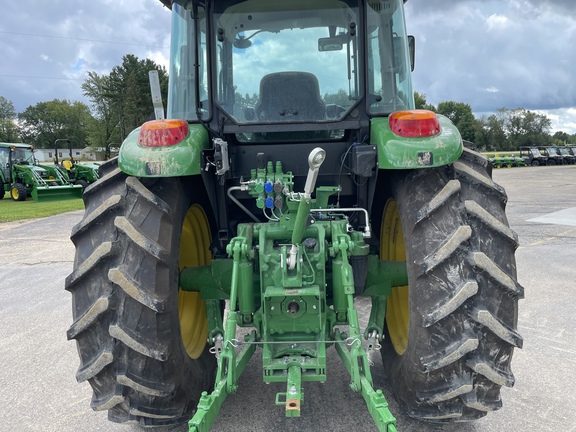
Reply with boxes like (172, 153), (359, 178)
(157, 0), (408, 9)
(0, 142), (33, 149)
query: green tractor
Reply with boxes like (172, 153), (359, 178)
(0, 142), (83, 201)
(65, 1), (523, 431)
(53, 139), (100, 189)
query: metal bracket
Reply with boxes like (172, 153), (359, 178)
(209, 334), (224, 359)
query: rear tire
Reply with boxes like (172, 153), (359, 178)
(380, 149), (523, 421)
(531, 160), (540, 166)
(65, 158), (217, 425)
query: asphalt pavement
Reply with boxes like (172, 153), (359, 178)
(0, 164), (575, 432)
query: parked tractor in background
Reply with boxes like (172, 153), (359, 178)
(0, 142), (83, 201)
(53, 139), (100, 189)
(65, 1), (523, 431)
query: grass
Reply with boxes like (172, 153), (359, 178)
(0, 196), (85, 223)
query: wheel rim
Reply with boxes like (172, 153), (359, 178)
(178, 204), (211, 359)
(11, 187), (19, 200)
(381, 199), (409, 355)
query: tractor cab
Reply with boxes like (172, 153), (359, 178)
(0, 146), (10, 184)
(11, 146), (37, 166)
(134, 0), (459, 230)
(164, 0), (414, 135)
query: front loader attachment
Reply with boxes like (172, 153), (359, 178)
(24, 163), (84, 202)
(31, 184), (83, 202)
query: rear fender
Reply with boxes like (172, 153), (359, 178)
(371, 114), (463, 169)
(118, 123), (210, 177)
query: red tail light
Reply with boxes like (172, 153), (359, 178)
(389, 110), (441, 138)
(138, 119), (188, 147)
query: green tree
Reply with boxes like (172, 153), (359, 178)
(18, 99), (92, 148)
(83, 54), (168, 145)
(234, 91), (258, 119)
(0, 96), (20, 142)
(323, 89), (350, 107)
(105, 54), (168, 141)
(436, 101), (476, 142)
(414, 91), (436, 111)
(475, 112), (507, 151)
(552, 131), (570, 146)
(552, 131), (569, 142)
(81, 72), (120, 149)
(504, 108), (551, 149)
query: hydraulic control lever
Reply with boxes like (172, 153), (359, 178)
(288, 148), (326, 268)
(303, 148), (326, 197)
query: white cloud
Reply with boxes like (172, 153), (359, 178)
(1, 0), (575, 135)
(147, 50), (170, 72)
(0, 0), (171, 111)
(536, 108), (576, 135)
(408, 1), (576, 116)
(486, 14), (510, 29)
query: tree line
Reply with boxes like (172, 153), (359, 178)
(1, 56), (574, 151)
(0, 54), (168, 149)
(415, 92), (576, 151)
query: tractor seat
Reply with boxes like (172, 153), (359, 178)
(63, 160), (73, 171)
(255, 72), (326, 122)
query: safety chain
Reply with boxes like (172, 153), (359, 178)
(214, 337), (360, 349)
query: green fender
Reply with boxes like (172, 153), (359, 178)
(118, 123), (210, 177)
(371, 114), (463, 169)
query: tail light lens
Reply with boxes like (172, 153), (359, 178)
(389, 110), (441, 138)
(138, 119), (189, 147)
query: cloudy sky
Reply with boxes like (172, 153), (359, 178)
(1, 0), (575, 133)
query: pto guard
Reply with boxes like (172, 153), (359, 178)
(371, 114), (463, 169)
(118, 123), (210, 177)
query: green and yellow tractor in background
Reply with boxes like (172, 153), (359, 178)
(0, 142), (83, 202)
(53, 139), (100, 189)
(66, 1), (523, 430)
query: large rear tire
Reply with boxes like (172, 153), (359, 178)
(65, 158), (217, 425)
(380, 149), (523, 421)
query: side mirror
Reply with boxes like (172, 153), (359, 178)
(318, 36), (344, 52)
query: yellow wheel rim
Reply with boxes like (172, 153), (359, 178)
(11, 187), (19, 200)
(178, 204), (211, 359)
(381, 199), (409, 355)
